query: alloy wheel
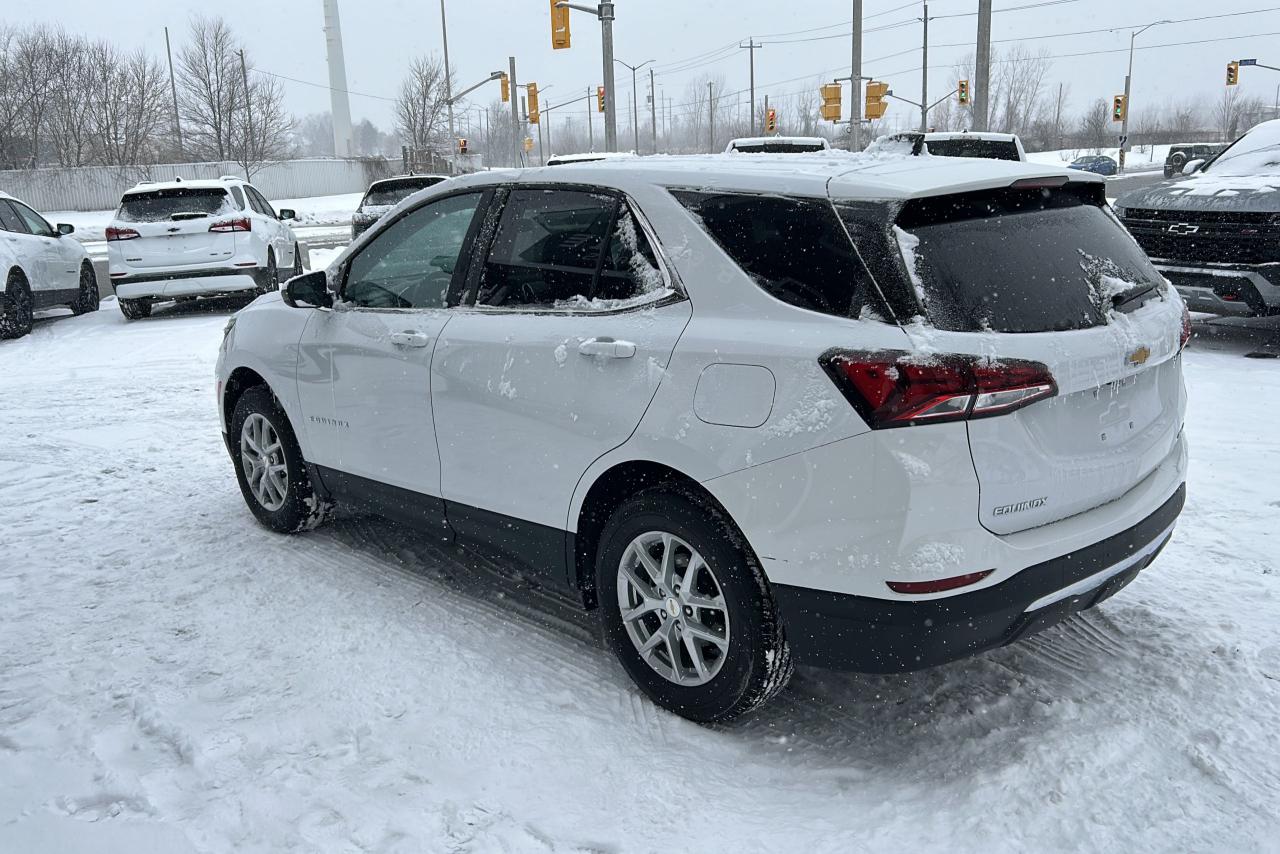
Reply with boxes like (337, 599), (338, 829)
(616, 531), (731, 686)
(239, 413), (288, 511)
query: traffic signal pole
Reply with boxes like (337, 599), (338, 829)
(740, 38), (762, 135)
(920, 2), (929, 133)
(1119, 21), (1169, 175)
(509, 56), (523, 166)
(974, 0), (991, 132)
(557, 2), (618, 151)
(851, 0), (862, 150)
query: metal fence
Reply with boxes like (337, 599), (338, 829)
(0, 157), (404, 213)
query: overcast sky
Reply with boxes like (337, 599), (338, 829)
(10, 0), (1280, 135)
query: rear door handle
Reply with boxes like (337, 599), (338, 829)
(578, 337), (637, 359)
(389, 330), (430, 348)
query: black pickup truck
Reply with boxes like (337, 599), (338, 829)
(1117, 123), (1280, 318)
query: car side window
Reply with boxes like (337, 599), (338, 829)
(477, 189), (615, 308)
(248, 187), (276, 218)
(343, 192), (483, 310)
(0, 202), (29, 234)
(229, 186), (247, 210)
(9, 201), (55, 237)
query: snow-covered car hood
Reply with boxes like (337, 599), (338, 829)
(1117, 173), (1280, 213)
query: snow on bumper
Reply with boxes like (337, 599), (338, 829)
(114, 274), (259, 301)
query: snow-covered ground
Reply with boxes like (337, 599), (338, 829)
(1026, 145), (1173, 174)
(1, 304), (1278, 852)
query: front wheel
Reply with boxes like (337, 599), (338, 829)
(229, 385), (331, 533)
(596, 489), (793, 723)
(70, 263), (99, 315)
(119, 298), (151, 320)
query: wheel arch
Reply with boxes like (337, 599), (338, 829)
(222, 365), (270, 431)
(571, 459), (746, 610)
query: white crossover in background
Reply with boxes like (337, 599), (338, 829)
(0, 191), (96, 340)
(216, 151), (1189, 723)
(106, 176), (302, 320)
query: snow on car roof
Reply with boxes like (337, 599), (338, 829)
(546, 151), (637, 165)
(123, 177), (241, 195)
(727, 136), (829, 148)
(370, 174), (449, 186)
(511, 150), (1099, 200)
(920, 131), (1019, 142)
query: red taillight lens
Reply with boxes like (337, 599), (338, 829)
(209, 217), (251, 233)
(887, 569), (994, 595)
(1179, 305), (1192, 350)
(821, 349), (1057, 429)
(105, 225), (140, 241)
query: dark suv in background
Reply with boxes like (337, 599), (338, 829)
(1117, 121), (1280, 317)
(1163, 143), (1227, 178)
(351, 175), (449, 239)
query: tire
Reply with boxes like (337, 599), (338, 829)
(255, 250), (278, 295)
(229, 384), (332, 533)
(0, 271), (33, 340)
(119, 298), (152, 320)
(290, 243), (304, 278)
(70, 263), (99, 315)
(596, 488), (793, 723)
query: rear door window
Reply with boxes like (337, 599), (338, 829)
(923, 138), (1021, 161)
(893, 185), (1165, 333)
(672, 190), (883, 320)
(0, 201), (30, 234)
(117, 188), (233, 223)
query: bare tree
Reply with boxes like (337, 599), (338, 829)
(1079, 98), (1111, 149)
(395, 55), (452, 155)
(88, 43), (171, 166)
(43, 30), (95, 167)
(1214, 87), (1265, 141)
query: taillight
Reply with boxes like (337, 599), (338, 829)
(1179, 305), (1192, 350)
(105, 226), (140, 241)
(209, 217), (252, 233)
(821, 349), (1057, 429)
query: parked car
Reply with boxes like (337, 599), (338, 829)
(0, 191), (97, 340)
(1069, 154), (1119, 176)
(106, 177), (302, 320)
(912, 131), (1027, 161)
(351, 175), (449, 239)
(1164, 143), (1227, 178)
(725, 136), (831, 154)
(1116, 120), (1280, 317)
(217, 155), (1188, 723)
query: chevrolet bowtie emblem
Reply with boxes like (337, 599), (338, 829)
(1127, 346), (1151, 366)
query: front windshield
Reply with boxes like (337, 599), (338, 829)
(1202, 122), (1280, 175)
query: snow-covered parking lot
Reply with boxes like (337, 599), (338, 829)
(2, 299), (1279, 853)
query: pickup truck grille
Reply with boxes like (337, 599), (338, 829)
(1121, 208), (1280, 266)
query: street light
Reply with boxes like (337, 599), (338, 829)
(615, 57), (656, 154)
(1118, 19), (1171, 174)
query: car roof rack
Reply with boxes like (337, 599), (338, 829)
(219, 175), (242, 182)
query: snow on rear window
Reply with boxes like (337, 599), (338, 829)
(117, 188), (234, 223)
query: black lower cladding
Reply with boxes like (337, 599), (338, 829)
(31, 287), (82, 310)
(773, 484), (1186, 673)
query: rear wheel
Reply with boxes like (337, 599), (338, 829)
(229, 385), (331, 533)
(291, 243), (304, 278)
(255, 250), (278, 295)
(70, 263), (99, 315)
(119, 298), (151, 320)
(596, 488), (793, 723)
(0, 272), (33, 339)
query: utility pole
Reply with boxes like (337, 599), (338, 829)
(740, 38), (763, 135)
(238, 50), (255, 177)
(615, 58), (654, 153)
(164, 27), (184, 160)
(974, 0), (991, 132)
(1120, 21), (1170, 174)
(851, 0), (862, 150)
(708, 81), (715, 152)
(322, 0), (354, 157)
(650, 67), (657, 152)
(557, 2), (618, 150)
(920, 2), (929, 133)
(439, 0), (457, 170)
(509, 56), (523, 166)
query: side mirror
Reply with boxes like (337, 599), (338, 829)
(1182, 159), (1205, 176)
(57, 223), (74, 236)
(281, 270), (332, 309)
(278, 209), (297, 221)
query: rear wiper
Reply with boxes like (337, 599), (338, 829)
(1111, 282), (1159, 311)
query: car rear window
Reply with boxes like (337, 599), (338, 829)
(892, 185), (1165, 333)
(363, 178), (445, 208)
(116, 188), (234, 223)
(672, 190), (890, 320)
(923, 138), (1021, 161)
(730, 142), (826, 154)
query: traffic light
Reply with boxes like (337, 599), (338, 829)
(1226, 61), (1240, 86)
(958, 79), (970, 106)
(458, 138), (468, 155)
(865, 81), (889, 120)
(550, 0), (571, 50)
(820, 83), (842, 122)
(765, 108), (777, 133)
(500, 74), (510, 103)
(1112, 94), (1126, 122)
(597, 86), (606, 113)
(528, 83), (540, 124)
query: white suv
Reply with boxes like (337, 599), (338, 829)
(0, 191), (96, 339)
(107, 177), (302, 320)
(216, 155), (1188, 723)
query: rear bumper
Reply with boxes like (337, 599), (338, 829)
(775, 483), (1184, 672)
(113, 270), (260, 301)
(1156, 262), (1280, 316)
